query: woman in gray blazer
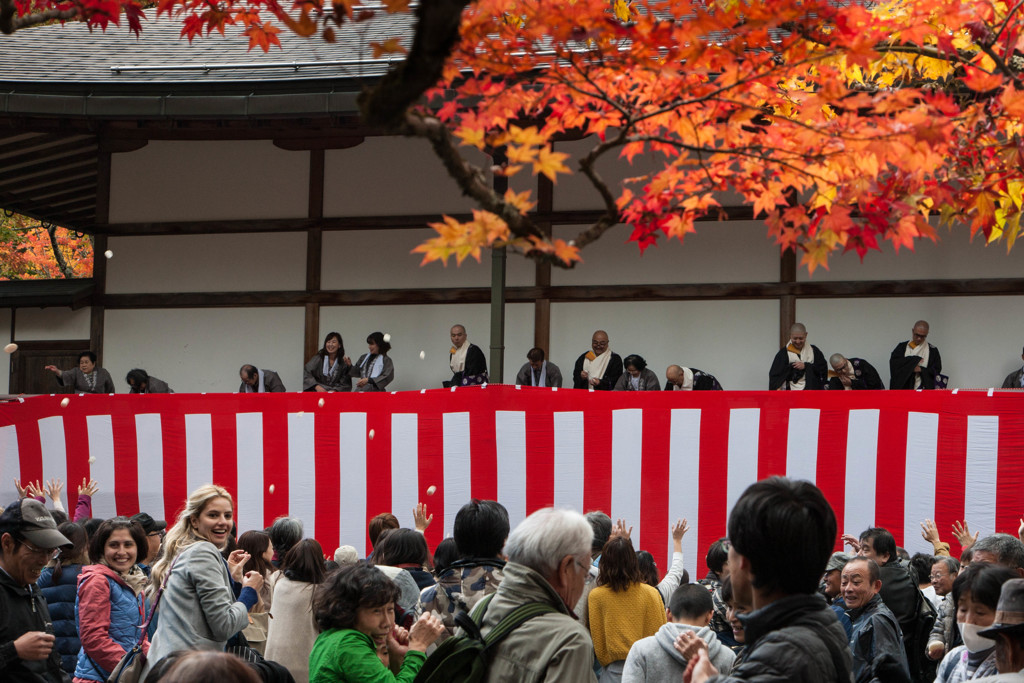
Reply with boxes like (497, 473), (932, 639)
(144, 484), (264, 673)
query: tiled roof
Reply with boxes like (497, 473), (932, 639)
(0, 8), (412, 88)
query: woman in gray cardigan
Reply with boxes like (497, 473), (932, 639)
(144, 484), (264, 673)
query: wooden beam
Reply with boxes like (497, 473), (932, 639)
(534, 175), (554, 353)
(91, 150), (111, 365)
(0, 150), (97, 185)
(779, 249), (797, 346)
(93, 207), (756, 237)
(305, 149), (325, 361)
(98, 277), (1024, 310)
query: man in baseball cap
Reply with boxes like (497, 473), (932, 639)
(0, 498), (71, 682)
(978, 578), (1024, 679)
(130, 512), (166, 567)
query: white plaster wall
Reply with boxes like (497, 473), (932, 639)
(551, 222), (778, 286)
(14, 307), (91, 341)
(103, 307), (306, 393)
(109, 141), (309, 223)
(321, 229), (534, 290)
(324, 138), (490, 217)
(797, 225), (1024, 281)
(797, 296), (1024, 389)
(106, 233), (307, 293)
(319, 303), (534, 389)
(0, 308), (10, 394)
(549, 300), (780, 391)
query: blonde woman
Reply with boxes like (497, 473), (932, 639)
(145, 484), (264, 672)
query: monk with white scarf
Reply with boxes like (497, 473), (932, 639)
(239, 364), (286, 393)
(768, 323), (827, 390)
(447, 324), (488, 387)
(889, 320), (943, 389)
(827, 353), (884, 390)
(515, 347), (563, 388)
(572, 330), (623, 391)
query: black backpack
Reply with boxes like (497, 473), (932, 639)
(413, 594), (557, 683)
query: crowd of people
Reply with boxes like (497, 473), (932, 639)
(4, 473), (1024, 683)
(37, 320), (1024, 396)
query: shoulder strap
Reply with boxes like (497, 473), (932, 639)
(481, 601), (558, 651)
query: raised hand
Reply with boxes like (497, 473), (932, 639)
(413, 502), (433, 532)
(841, 533), (861, 554)
(952, 520), (979, 550)
(14, 478), (29, 499)
(44, 478), (64, 504)
(920, 519), (941, 546)
(610, 518), (633, 541)
(78, 478), (99, 497)
(24, 480), (43, 499)
(672, 519), (690, 542)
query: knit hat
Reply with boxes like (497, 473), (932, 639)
(334, 545), (358, 566)
(825, 552), (853, 573)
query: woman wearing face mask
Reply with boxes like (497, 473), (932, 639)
(72, 518), (151, 683)
(145, 485), (264, 672)
(936, 562), (1019, 683)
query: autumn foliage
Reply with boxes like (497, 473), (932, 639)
(0, 213), (93, 280)
(2, 0), (1023, 271)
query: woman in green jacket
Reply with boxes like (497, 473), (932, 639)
(309, 563), (444, 682)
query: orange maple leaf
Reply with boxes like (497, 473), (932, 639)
(371, 37), (406, 59)
(961, 64), (1003, 93)
(243, 21), (281, 52)
(380, 0), (411, 11)
(533, 147), (571, 182)
(504, 188), (536, 214)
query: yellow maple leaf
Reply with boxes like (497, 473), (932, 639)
(504, 188), (537, 214)
(533, 147), (571, 182)
(455, 126), (486, 149)
(613, 0), (632, 22)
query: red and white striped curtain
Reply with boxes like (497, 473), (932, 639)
(1, 387), (1021, 578)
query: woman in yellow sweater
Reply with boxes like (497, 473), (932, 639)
(588, 536), (666, 682)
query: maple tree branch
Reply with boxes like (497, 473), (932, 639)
(0, 0), (80, 33)
(359, 0), (469, 127)
(399, 111), (556, 246)
(43, 225), (73, 278)
(572, 128), (630, 250)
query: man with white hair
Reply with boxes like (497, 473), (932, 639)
(474, 508), (598, 682)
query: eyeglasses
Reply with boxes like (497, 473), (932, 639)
(20, 539), (60, 559)
(573, 557), (591, 573)
(147, 530), (166, 539)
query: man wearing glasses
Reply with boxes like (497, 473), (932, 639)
(0, 497), (72, 682)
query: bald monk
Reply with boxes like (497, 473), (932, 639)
(572, 330), (623, 391)
(827, 354), (883, 390)
(664, 364), (723, 391)
(769, 323), (827, 390)
(889, 320), (943, 389)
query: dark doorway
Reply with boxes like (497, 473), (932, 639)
(8, 340), (91, 395)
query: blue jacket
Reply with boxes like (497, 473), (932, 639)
(37, 564), (85, 675)
(74, 565), (149, 682)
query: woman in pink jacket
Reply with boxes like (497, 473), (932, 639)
(73, 517), (150, 683)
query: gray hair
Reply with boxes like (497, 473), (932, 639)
(932, 556), (960, 575)
(267, 516), (304, 557)
(505, 508), (592, 578)
(973, 533), (1024, 569)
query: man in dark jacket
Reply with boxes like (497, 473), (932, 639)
(841, 557), (911, 683)
(858, 527), (931, 681)
(0, 498), (72, 683)
(681, 477), (853, 683)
